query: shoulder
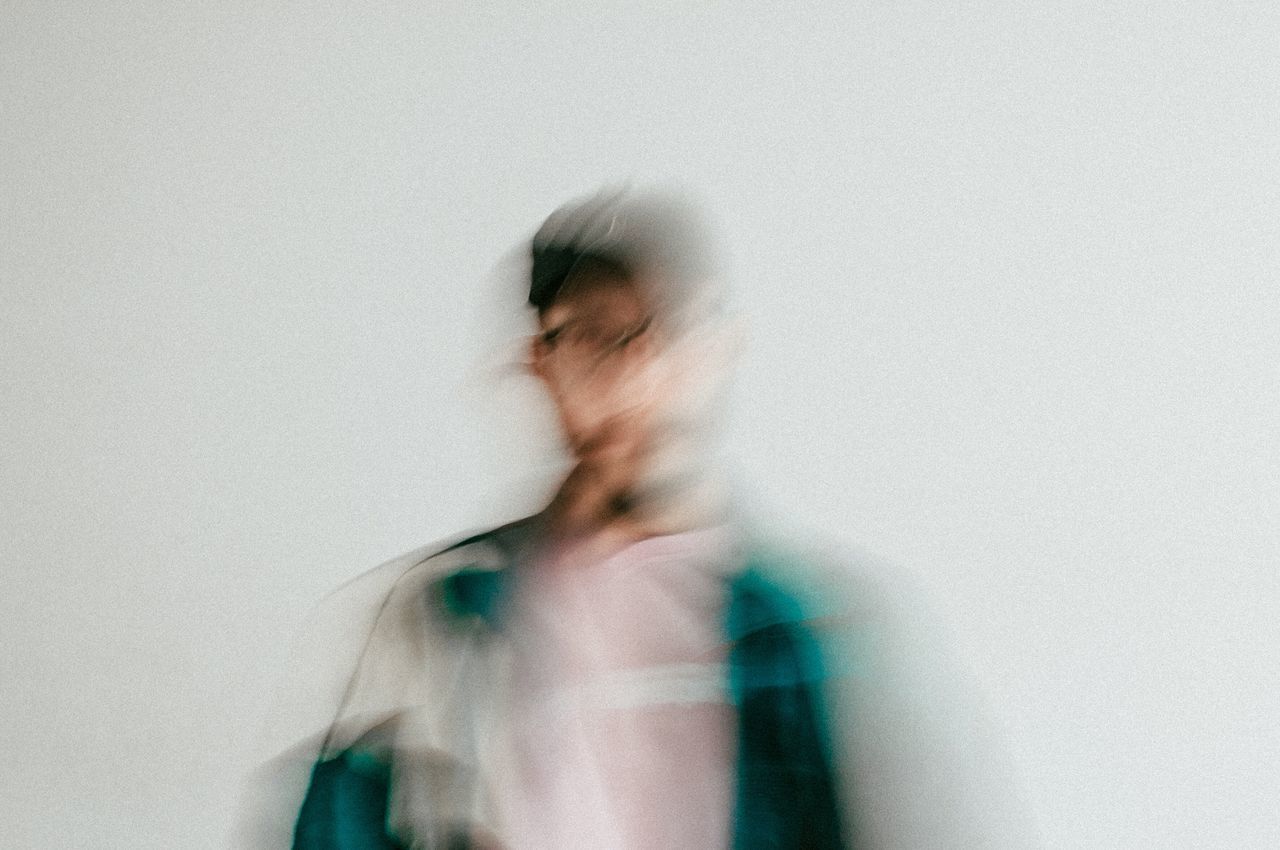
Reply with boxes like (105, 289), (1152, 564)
(240, 520), (539, 848)
(260, 516), (538, 754)
(737, 531), (927, 630)
(319, 514), (537, 629)
(747, 537), (1038, 848)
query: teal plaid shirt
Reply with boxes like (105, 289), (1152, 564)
(292, 534), (847, 849)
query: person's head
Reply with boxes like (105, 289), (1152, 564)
(526, 187), (738, 513)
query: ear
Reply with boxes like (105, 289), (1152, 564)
(525, 333), (549, 381)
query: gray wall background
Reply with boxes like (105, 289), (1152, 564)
(3, 2), (1276, 847)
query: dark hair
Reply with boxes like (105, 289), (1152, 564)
(527, 186), (724, 320)
(529, 247), (633, 314)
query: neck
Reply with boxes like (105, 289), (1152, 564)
(545, 456), (732, 549)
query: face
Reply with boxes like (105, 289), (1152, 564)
(529, 267), (729, 501)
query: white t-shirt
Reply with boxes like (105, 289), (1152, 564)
(497, 525), (739, 849)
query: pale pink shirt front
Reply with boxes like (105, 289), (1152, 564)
(497, 526), (739, 850)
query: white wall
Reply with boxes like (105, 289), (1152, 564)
(3, 2), (1276, 847)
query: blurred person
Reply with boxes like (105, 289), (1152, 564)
(242, 187), (1034, 849)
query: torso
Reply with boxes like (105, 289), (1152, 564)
(494, 524), (740, 849)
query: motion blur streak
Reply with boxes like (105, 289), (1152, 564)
(241, 188), (1034, 849)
